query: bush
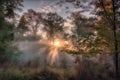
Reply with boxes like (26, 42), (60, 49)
(0, 67), (60, 80)
(0, 60), (115, 80)
(75, 59), (115, 80)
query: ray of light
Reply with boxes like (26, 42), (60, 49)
(40, 38), (73, 66)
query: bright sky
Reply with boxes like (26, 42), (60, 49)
(22, 0), (72, 19)
(16, 0), (95, 36)
(19, 0), (94, 19)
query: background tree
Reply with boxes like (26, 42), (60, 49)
(16, 15), (28, 40)
(63, 12), (105, 58)
(42, 12), (65, 40)
(17, 9), (43, 40)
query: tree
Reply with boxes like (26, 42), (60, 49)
(0, 0), (23, 63)
(65, 12), (104, 56)
(95, 0), (120, 79)
(42, 12), (65, 40)
(16, 15), (28, 40)
(64, 0), (119, 76)
(17, 9), (43, 40)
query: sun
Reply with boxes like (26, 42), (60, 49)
(53, 40), (60, 47)
(50, 38), (67, 48)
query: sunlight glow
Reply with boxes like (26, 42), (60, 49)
(45, 38), (73, 65)
(47, 39), (65, 65)
(53, 40), (60, 47)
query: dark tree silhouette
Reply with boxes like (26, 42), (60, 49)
(0, 0), (23, 63)
(96, 0), (120, 79)
(42, 12), (65, 40)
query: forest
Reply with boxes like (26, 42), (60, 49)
(0, 0), (120, 80)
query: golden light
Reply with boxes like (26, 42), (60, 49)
(50, 39), (71, 48)
(53, 40), (61, 47)
(45, 38), (74, 65)
(47, 39), (62, 65)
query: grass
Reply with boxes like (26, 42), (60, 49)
(0, 59), (115, 80)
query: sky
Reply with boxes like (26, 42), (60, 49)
(19, 0), (94, 20)
(15, 0), (95, 35)
(20, 0), (72, 19)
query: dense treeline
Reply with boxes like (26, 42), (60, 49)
(0, 0), (119, 80)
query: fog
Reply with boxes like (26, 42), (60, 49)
(16, 40), (74, 67)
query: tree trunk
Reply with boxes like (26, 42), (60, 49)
(112, 0), (119, 79)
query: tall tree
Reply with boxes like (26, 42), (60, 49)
(17, 9), (43, 40)
(95, 0), (120, 79)
(16, 15), (28, 40)
(64, 1), (120, 78)
(42, 12), (65, 40)
(0, 0), (23, 63)
(64, 12), (104, 56)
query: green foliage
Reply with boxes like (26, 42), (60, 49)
(0, 22), (17, 63)
(64, 0), (120, 56)
(62, 12), (104, 56)
(0, 0), (23, 64)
